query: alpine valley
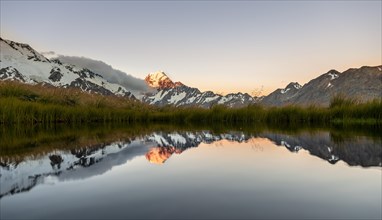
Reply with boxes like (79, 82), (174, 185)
(1, 38), (381, 107)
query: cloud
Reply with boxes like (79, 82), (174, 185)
(41, 51), (55, 55)
(57, 55), (151, 94)
(40, 51), (58, 59)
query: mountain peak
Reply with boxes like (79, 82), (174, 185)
(147, 71), (169, 82)
(280, 82), (302, 94)
(1, 38), (50, 63)
(286, 82), (302, 90)
(145, 71), (183, 89)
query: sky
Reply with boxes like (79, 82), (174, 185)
(1, 1), (381, 95)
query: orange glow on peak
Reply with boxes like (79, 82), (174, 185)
(145, 147), (183, 165)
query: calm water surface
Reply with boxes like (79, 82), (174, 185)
(1, 127), (381, 219)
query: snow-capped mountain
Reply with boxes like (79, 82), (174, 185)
(0, 38), (135, 98)
(143, 72), (257, 108)
(260, 66), (382, 106)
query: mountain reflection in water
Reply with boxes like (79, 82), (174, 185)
(0, 130), (381, 199)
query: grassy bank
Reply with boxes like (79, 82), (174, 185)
(1, 81), (381, 125)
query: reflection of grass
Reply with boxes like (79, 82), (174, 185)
(1, 82), (381, 125)
(329, 124), (382, 144)
(1, 121), (381, 162)
(0, 123), (185, 159)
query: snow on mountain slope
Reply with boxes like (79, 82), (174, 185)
(1, 38), (50, 63)
(0, 38), (135, 98)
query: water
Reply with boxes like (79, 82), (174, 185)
(1, 125), (381, 219)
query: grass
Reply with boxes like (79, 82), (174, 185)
(0, 81), (381, 125)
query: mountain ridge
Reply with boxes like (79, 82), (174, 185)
(1, 37), (381, 107)
(142, 71), (258, 108)
(260, 66), (382, 106)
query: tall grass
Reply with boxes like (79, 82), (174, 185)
(1, 81), (381, 125)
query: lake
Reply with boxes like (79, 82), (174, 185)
(0, 124), (381, 219)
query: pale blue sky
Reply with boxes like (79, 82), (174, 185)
(1, 1), (381, 95)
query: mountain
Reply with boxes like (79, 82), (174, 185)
(143, 72), (257, 108)
(261, 66), (382, 106)
(0, 38), (136, 99)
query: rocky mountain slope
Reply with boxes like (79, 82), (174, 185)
(261, 66), (382, 106)
(143, 71), (257, 108)
(0, 38), (135, 98)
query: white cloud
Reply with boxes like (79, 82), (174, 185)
(40, 51), (58, 59)
(57, 55), (152, 94)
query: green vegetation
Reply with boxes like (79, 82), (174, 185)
(1, 81), (381, 125)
